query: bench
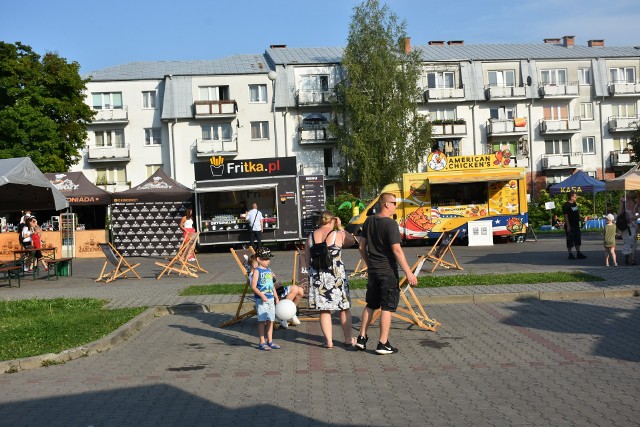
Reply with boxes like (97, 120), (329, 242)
(43, 258), (73, 281)
(0, 265), (22, 288)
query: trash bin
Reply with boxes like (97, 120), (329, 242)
(56, 261), (70, 277)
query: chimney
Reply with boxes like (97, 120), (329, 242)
(544, 38), (561, 44)
(428, 41), (445, 46)
(269, 44), (287, 49)
(447, 40), (464, 46)
(563, 35), (575, 47)
(401, 37), (411, 53)
(588, 39), (605, 47)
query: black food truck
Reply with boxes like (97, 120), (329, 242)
(193, 156), (325, 246)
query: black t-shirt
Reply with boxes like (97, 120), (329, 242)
(563, 201), (580, 228)
(361, 215), (401, 272)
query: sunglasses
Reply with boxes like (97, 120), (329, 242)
(385, 201), (397, 206)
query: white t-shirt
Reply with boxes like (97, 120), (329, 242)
(246, 208), (263, 232)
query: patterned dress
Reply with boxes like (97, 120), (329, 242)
(308, 232), (351, 311)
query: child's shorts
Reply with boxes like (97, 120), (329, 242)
(255, 298), (275, 322)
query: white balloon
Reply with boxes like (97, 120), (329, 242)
(275, 299), (296, 321)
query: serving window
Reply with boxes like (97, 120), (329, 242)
(430, 182), (488, 206)
(197, 186), (278, 232)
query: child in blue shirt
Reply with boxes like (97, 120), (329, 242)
(251, 247), (281, 350)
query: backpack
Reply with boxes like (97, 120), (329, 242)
(17, 222), (25, 245)
(309, 232), (335, 271)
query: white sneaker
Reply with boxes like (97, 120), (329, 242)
(290, 315), (301, 325)
(278, 317), (288, 329)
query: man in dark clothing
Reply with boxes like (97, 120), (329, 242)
(563, 191), (586, 260)
(355, 192), (417, 355)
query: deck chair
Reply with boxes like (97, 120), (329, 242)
(220, 247), (256, 327)
(425, 230), (463, 272)
(349, 258), (368, 278)
(155, 232), (201, 279)
(96, 243), (142, 283)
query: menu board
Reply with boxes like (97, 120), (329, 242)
(299, 175), (325, 237)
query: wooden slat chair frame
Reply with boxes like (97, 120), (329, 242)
(349, 258), (368, 278)
(289, 248), (319, 323)
(96, 243), (142, 283)
(155, 232), (201, 279)
(220, 247), (257, 327)
(425, 230), (463, 272)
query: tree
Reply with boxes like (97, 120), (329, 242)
(332, 0), (431, 194)
(0, 42), (94, 172)
(630, 123), (640, 163)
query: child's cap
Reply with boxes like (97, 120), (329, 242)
(256, 247), (274, 259)
(606, 213), (615, 222)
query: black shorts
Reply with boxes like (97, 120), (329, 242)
(365, 270), (400, 312)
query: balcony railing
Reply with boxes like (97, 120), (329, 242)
(194, 100), (237, 117)
(608, 116), (639, 132)
(538, 82), (579, 98)
(430, 121), (467, 136)
(610, 150), (635, 167)
(424, 86), (465, 101)
(88, 145), (130, 162)
(92, 107), (128, 123)
(296, 89), (335, 106)
(96, 182), (131, 192)
(486, 118), (527, 136)
(541, 153), (583, 170)
(298, 163), (339, 177)
(298, 124), (335, 144)
(484, 85), (526, 100)
(608, 81), (640, 96)
(195, 139), (238, 157)
(540, 118), (581, 134)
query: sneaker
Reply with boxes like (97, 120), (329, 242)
(278, 317), (288, 329)
(576, 253), (587, 259)
(355, 335), (368, 351)
(290, 314), (301, 325)
(375, 341), (399, 355)
(568, 253), (576, 260)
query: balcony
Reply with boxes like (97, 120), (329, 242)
(424, 86), (465, 102)
(298, 124), (335, 145)
(538, 82), (579, 98)
(195, 139), (238, 157)
(484, 85), (526, 100)
(608, 116), (639, 132)
(486, 118), (528, 136)
(92, 107), (129, 124)
(540, 118), (581, 134)
(296, 89), (335, 106)
(610, 150), (635, 168)
(541, 153), (583, 170)
(430, 121), (467, 137)
(87, 145), (130, 163)
(608, 81), (640, 96)
(298, 163), (338, 177)
(194, 100), (237, 118)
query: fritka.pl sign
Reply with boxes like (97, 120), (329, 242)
(195, 156), (297, 180)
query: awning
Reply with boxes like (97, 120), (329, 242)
(427, 168), (524, 184)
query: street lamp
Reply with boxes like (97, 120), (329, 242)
(268, 71), (279, 157)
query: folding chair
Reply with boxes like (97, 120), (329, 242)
(155, 232), (201, 279)
(96, 243), (142, 283)
(425, 230), (463, 272)
(349, 258), (368, 278)
(220, 247), (256, 327)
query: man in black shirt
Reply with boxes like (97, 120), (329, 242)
(563, 191), (586, 260)
(355, 192), (417, 355)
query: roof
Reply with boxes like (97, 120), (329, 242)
(44, 172), (111, 205)
(0, 157), (68, 210)
(265, 47), (344, 65)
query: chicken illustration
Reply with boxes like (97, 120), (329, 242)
(402, 206), (437, 232)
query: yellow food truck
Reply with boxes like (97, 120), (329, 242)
(345, 152), (528, 242)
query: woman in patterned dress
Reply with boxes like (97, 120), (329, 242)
(306, 211), (356, 349)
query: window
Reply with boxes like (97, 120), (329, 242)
(144, 128), (162, 145)
(146, 165), (161, 177)
(142, 91), (156, 109)
(582, 137), (596, 154)
(427, 72), (455, 88)
(613, 137), (632, 151)
(612, 103), (637, 118)
(544, 138), (571, 155)
(540, 69), (567, 85)
(301, 75), (329, 92)
(547, 172), (573, 185)
(250, 121), (269, 139)
(201, 123), (232, 141)
(95, 129), (125, 147)
(489, 106), (515, 120)
(249, 84), (268, 103)
(490, 140), (518, 155)
(578, 68), (591, 85)
(488, 70), (515, 87)
(96, 166), (126, 184)
(431, 108), (456, 121)
(609, 67), (636, 84)
(580, 103), (593, 120)
(92, 92), (123, 109)
(543, 105), (569, 120)
(199, 86), (230, 101)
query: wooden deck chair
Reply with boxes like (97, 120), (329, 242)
(155, 232), (200, 279)
(349, 258), (368, 278)
(425, 230), (463, 272)
(96, 243), (142, 283)
(290, 248), (320, 322)
(220, 247), (256, 327)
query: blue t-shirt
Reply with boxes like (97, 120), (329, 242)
(252, 266), (275, 301)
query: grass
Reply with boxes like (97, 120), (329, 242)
(179, 271), (603, 295)
(0, 298), (146, 362)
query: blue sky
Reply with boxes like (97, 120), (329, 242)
(2, 0), (639, 73)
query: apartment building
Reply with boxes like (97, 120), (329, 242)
(78, 36), (640, 198)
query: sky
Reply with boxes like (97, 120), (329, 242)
(2, 0), (639, 74)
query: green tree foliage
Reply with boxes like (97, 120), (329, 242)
(528, 190), (622, 229)
(0, 42), (94, 172)
(630, 123), (640, 163)
(325, 191), (372, 225)
(331, 0), (431, 194)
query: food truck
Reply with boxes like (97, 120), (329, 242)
(193, 156), (325, 247)
(346, 152), (528, 241)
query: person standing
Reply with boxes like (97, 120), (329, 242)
(246, 202), (263, 250)
(355, 193), (417, 355)
(603, 213), (617, 267)
(563, 191), (586, 260)
(179, 208), (197, 262)
(250, 247), (280, 351)
(619, 192), (639, 265)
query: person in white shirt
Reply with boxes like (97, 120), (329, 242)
(246, 203), (263, 250)
(179, 208), (197, 262)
